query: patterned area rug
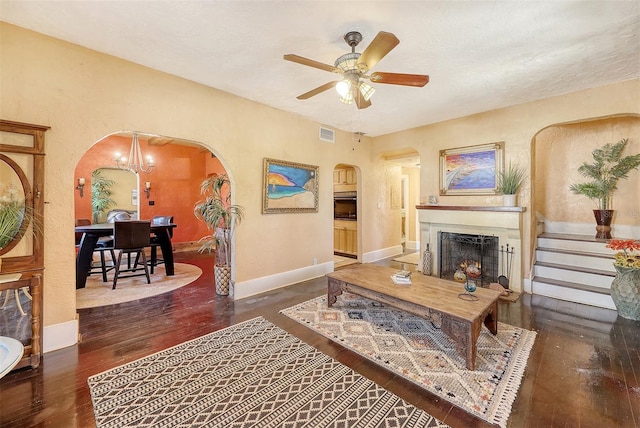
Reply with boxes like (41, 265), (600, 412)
(88, 317), (449, 428)
(281, 295), (537, 428)
(77, 263), (202, 309)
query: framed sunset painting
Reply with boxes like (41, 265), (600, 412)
(263, 158), (319, 213)
(439, 142), (504, 195)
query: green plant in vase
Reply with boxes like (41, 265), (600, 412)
(606, 239), (640, 320)
(496, 162), (526, 207)
(569, 138), (640, 238)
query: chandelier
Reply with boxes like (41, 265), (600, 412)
(114, 133), (154, 173)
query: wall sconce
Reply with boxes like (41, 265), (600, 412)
(76, 177), (85, 198)
(144, 181), (151, 199)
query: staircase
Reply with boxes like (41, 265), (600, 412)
(532, 233), (616, 309)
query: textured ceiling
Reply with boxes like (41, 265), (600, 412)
(1, 1), (639, 137)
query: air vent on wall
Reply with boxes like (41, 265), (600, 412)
(319, 126), (335, 143)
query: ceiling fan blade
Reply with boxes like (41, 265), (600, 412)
(354, 89), (372, 109)
(369, 72), (429, 87)
(356, 31), (399, 72)
(296, 81), (338, 100)
(283, 54), (337, 73)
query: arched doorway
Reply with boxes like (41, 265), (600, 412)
(333, 163), (359, 268)
(73, 132), (236, 313)
(382, 150), (421, 253)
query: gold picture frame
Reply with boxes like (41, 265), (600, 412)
(262, 158), (319, 214)
(439, 142), (504, 195)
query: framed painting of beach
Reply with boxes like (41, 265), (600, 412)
(263, 158), (319, 213)
(439, 142), (504, 195)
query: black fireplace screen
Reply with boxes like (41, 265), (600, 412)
(438, 232), (499, 286)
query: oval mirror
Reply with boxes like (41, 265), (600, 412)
(0, 153), (31, 255)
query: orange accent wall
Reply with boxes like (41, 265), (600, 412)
(74, 135), (226, 245)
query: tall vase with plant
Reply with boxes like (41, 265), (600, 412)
(605, 239), (640, 320)
(496, 162), (526, 207)
(194, 173), (245, 296)
(569, 139), (640, 239)
(91, 170), (116, 223)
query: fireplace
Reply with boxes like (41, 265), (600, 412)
(438, 232), (499, 286)
(417, 205), (526, 292)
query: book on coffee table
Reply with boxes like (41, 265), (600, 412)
(390, 273), (412, 285)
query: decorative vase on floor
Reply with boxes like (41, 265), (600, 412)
(610, 266), (640, 320)
(422, 243), (432, 276)
(214, 265), (231, 296)
(593, 209), (614, 239)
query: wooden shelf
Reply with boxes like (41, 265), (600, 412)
(416, 205), (526, 212)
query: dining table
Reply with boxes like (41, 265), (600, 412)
(75, 222), (177, 289)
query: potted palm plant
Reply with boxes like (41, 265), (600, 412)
(569, 138), (640, 239)
(194, 173), (245, 296)
(496, 162), (526, 207)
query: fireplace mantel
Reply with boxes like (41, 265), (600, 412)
(417, 205), (526, 213)
(418, 205), (525, 292)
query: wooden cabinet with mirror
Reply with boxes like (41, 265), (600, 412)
(0, 119), (47, 371)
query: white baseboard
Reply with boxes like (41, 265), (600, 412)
(43, 319), (78, 353)
(235, 245), (405, 300)
(362, 245), (404, 264)
(234, 261), (333, 300)
(405, 240), (419, 250)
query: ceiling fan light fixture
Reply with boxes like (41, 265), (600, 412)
(285, 30), (427, 110)
(338, 90), (354, 105)
(358, 81), (375, 101)
(334, 53), (360, 72)
(336, 79), (351, 98)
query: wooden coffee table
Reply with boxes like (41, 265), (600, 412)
(326, 264), (501, 370)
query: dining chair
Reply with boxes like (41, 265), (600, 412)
(75, 218), (116, 282)
(106, 210), (132, 223)
(149, 215), (174, 274)
(112, 221), (151, 289)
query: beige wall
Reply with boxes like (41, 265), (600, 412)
(0, 23), (394, 331)
(535, 116), (640, 224)
(2, 22), (639, 346)
(373, 79), (640, 278)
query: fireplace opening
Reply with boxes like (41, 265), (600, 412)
(438, 232), (499, 286)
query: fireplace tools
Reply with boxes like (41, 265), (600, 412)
(498, 245), (515, 289)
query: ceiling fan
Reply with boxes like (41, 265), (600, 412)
(283, 31), (429, 109)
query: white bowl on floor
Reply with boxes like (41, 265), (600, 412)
(0, 336), (24, 379)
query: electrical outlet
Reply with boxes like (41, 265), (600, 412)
(313, 258), (318, 265)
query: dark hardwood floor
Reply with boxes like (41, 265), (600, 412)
(1, 251), (638, 427)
